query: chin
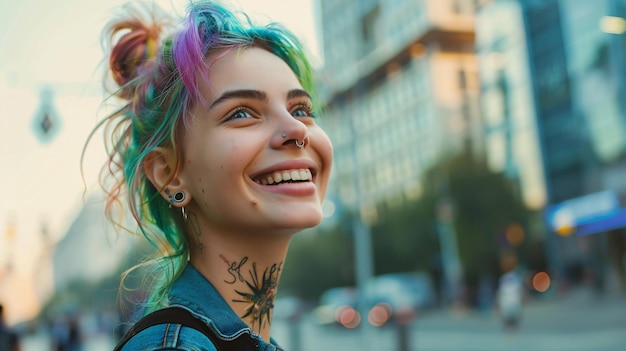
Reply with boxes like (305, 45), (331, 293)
(275, 209), (324, 231)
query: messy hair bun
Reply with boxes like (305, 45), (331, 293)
(105, 5), (169, 99)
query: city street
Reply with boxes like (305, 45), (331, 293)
(21, 287), (626, 351)
(274, 287), (626, 351)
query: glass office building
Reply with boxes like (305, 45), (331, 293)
(475, 0), (547, 211)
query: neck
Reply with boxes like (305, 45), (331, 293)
(189, 228), (292, 342)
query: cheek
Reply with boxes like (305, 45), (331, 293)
(311, 130), (333, 199)
(315, 131), (334, 167)
(189, 143), (247, 190)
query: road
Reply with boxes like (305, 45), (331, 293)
(22, 287), (626, 351)
(274, 287), (626, 351)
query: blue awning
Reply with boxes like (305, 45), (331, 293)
(575, 208), (626, 236)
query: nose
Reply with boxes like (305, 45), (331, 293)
(271, 113), (309, 149)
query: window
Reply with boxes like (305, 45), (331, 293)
(360, 5), (381, 54)
(458, 69), (467, 90)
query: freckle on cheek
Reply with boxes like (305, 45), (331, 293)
(187, 160), (191, 164)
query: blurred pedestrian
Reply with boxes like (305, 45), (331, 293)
(0, 303), (21, 351)
(65, 317), (83, 351)
(85, 1), (333, 350)
(50, 318), (68, 351)
(496, 270), (523, 330)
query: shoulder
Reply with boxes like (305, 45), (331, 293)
(119, 323), (218, 351)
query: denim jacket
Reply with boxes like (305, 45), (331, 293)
(121, 264), (284, 351)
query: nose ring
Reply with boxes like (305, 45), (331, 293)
(281, 132), (287, 138)
(295, 136), (308, 148)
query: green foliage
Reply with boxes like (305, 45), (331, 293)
(281, 219), (356, 301)
(370, 194), (440, 275)
(423, 152), (530, 277)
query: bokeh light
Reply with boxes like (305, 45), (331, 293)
(506, 223), (525, 247)
(335, 305), (360, 329)
(533, 272), (551, 293)
(368, 303), (392, 327)
(600, 15), (626, 34)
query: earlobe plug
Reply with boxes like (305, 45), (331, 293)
(166, 189), (186, 204)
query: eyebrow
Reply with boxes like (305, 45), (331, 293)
(287, 89), (312, 101)
(208, 88), (312, 110)
(209, 89), (267, 110)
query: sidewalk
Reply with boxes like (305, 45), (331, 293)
(406, 287), (626, 351)
(416, 286), (626, 332)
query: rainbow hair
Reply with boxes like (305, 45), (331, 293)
(86, 0), (317, 314)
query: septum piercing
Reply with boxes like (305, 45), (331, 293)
(282, 131), (307, 147)
(295, 137), (307, 148)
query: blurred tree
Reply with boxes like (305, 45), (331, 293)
(422, 151), (531, 306)
(281, 215), (356, 301)
(433, 152), (529, 277)
(370, 193), (440, 276)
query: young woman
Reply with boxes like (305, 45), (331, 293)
(87, 1), (333, 349)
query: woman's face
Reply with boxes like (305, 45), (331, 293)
(179, 47), (333, 236)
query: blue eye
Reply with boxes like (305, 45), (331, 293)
(291, 103), (315, 118)
(226, 107), (253, 121)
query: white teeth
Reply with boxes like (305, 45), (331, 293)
(257, 168), (312, 185)
(274, 172), (283, 183)
(291, 170), (301, 181)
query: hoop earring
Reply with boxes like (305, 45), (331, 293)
(166, 190), (186, 204)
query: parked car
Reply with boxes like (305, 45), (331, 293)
(364, 272), (436, 327)
(312, 272), (435, 328)
(311, 286), (359, 328)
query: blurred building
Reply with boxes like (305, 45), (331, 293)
(474, 0), (547, 211)
(477, 0), (626, 290)
(317, 0), (480, 220)
(52, 198), (135, 295)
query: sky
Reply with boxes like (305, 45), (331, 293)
(0, 0), (321, 323)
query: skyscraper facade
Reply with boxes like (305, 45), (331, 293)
(318, 0), (480, 220)
(475, 0), (547, 211)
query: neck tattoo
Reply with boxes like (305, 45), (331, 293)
(221, 255), (283, 332)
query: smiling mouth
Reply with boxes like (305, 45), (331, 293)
(253, 169), (313, 185)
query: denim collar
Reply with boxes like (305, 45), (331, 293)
(168, 264), (282, 350)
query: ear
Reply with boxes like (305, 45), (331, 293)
(144, 147), (190, 206)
